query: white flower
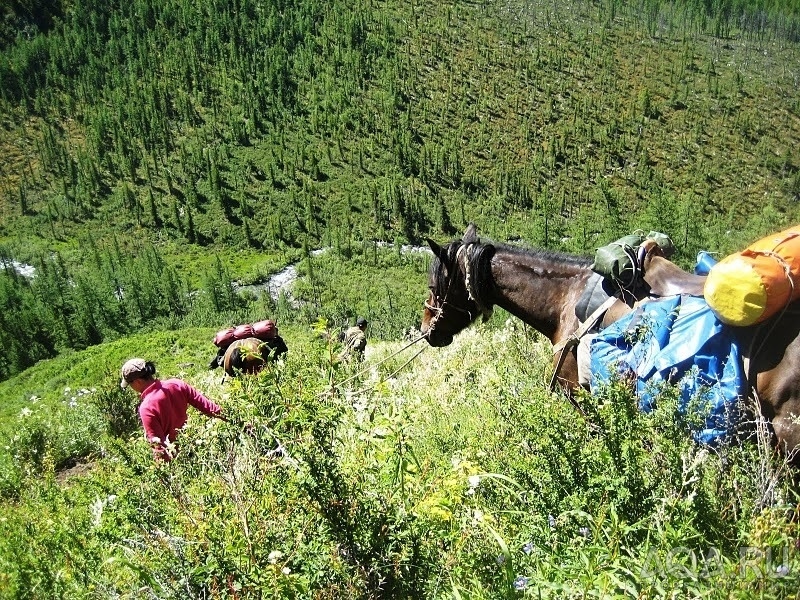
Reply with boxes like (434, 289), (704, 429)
(19, 408), (32, 417)
(268, 550), (284, 564)
(90, 498), (105, 528)
(468, 475), (481, 489)
(281, 566), (291, 575)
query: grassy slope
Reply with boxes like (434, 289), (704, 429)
(1, 316), (798, 597)
(0, 0), (799, 282)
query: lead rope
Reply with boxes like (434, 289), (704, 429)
(324, 333), (428, 393)
(345, 346), (427, 397)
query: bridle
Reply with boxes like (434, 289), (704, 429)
(424, 296), (475, 333)
(424, 243), (480, 334)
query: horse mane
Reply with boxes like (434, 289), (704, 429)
(466, 241), (496, 317)
(434, 238), (591, 316)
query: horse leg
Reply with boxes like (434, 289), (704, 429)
(755, 336), (800, 464)
(552, 350), (580, 392)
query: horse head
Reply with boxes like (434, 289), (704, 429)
(422, 224), (495, 346)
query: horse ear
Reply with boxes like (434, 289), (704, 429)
(463, 223), (479, 244)
(427, 238), (445, 260)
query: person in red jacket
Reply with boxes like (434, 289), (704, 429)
(120, 357), (226, 461)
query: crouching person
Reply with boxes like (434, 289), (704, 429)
(339, 317), (368, 362)
(121, 358), (226, 461)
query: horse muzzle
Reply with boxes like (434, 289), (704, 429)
(422, 328), (454, 347)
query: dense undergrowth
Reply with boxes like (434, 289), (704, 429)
(0, 320), (797, 598)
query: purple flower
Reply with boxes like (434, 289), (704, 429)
(513, 575), (529, 590)
(522, 541), (534, 555)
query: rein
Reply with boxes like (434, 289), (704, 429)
(327, 333), (428, 392)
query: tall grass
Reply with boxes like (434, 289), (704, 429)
(0, 319), (797, 598)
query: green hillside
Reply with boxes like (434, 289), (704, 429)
(2, 0), (799, 259)
(2, 0), (800, 379)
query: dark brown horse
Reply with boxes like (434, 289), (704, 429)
(220, 336), (287, 376)
(421, 224), (800, 460)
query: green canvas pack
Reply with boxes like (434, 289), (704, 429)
(591, 231), (674, 288)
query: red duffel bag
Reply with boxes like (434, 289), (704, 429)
(213, 327), (236, 348)
(214, 320), (279, 348)
(252, 319), (277, 340)
(233, 323), (254, 339)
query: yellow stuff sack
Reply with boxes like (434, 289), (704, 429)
(704, 225), (800, 326)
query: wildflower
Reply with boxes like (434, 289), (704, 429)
(69, 399), (78, 408)
(268, 550), (284, 564)
(776, 564), (790, 577)
(522, 541), (534, 555)
(19, 407), (32, 417)
(548, 514), (556, 529)
(281, 566), (291, 575)
(513, 575), (529, 591)
(468, 474), (481, 489)
(64, 387), (71, 394)
(90, 498), (105, 528)
(579, 526), (590, 539)
(29, 395), (40, 402)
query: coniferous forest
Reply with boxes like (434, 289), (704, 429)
(2, 0), (800, 379)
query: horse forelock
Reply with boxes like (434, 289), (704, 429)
(466, 242), (496, 312)
(431, 240), (465, 299)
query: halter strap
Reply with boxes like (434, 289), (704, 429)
(460, 243), (494, 321)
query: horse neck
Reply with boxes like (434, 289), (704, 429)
(488, 248), (592, 343)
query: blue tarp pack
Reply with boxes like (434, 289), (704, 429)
(589, 294), (745, 445)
